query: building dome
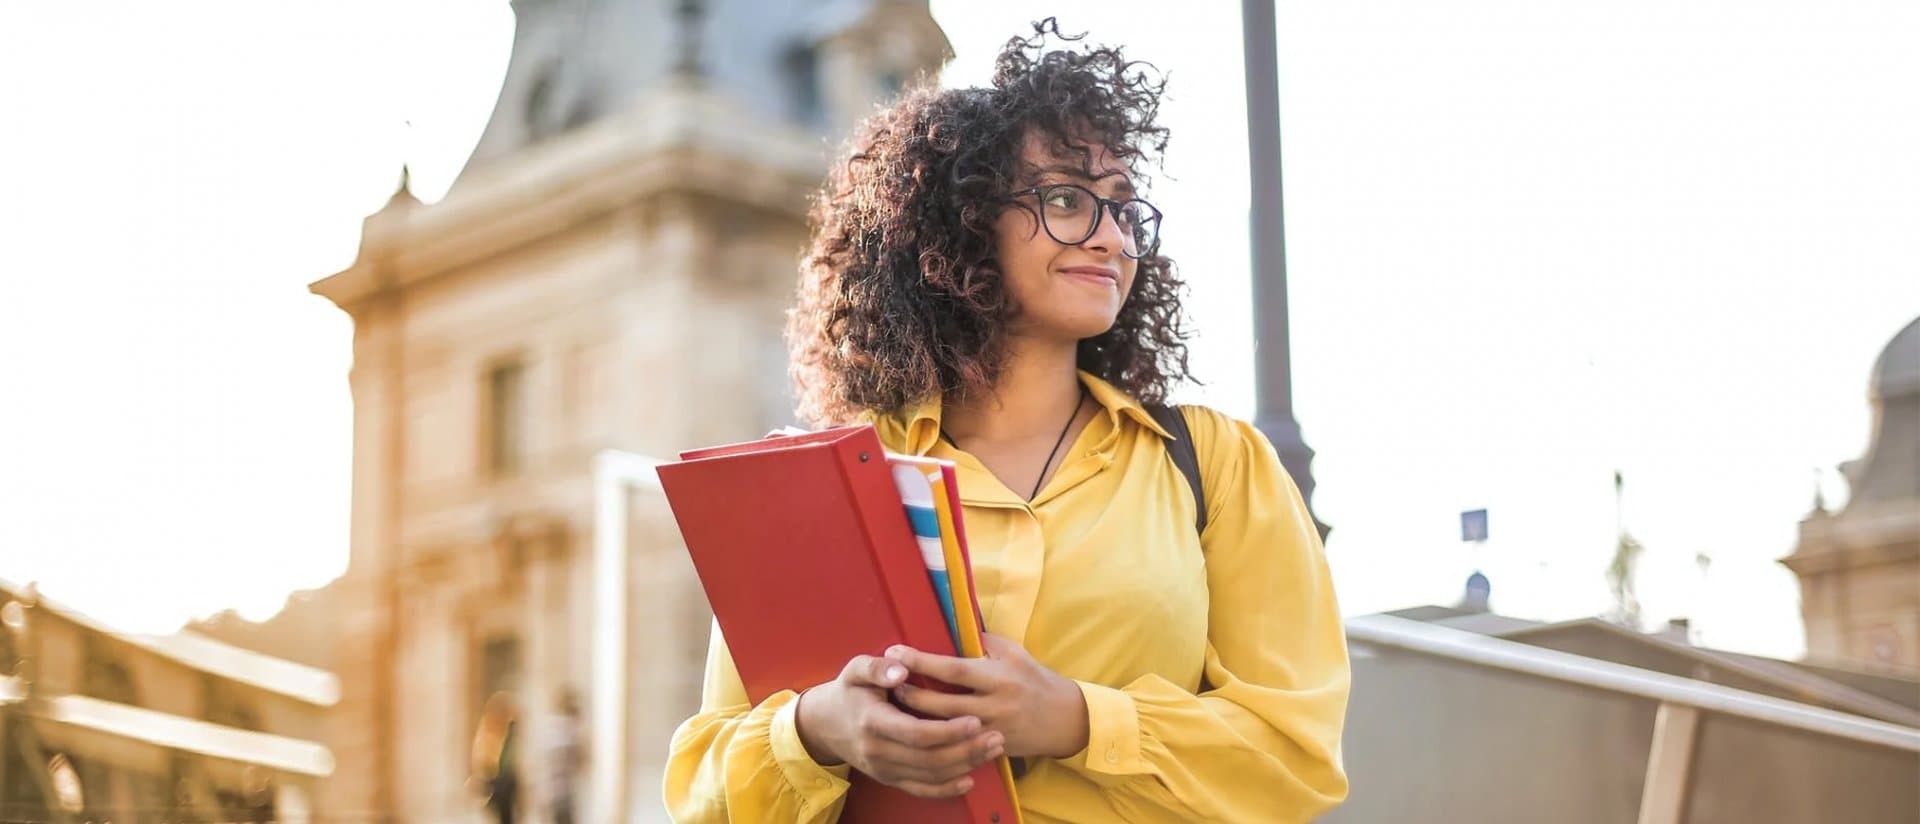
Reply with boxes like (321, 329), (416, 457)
(1871, 315), (1920, 400)
(1843, 314), (1920, 507)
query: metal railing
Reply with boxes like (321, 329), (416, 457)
(1345, 613), (1920, 824)
(1345, 613), (1920, 753)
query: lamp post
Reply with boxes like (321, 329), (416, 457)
(1242, 0), (1329, 541)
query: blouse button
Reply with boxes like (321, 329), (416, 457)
(1105, 746), (1119, 764)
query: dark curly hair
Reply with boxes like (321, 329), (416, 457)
(786, 19), (1195, 425)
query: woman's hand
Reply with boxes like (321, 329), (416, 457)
(794, 653), (1006, 798)
(886, 633), (1091, 760)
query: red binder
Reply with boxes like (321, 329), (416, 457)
(657, 424), (1022, 824)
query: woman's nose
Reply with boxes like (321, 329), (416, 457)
(1082, 203), (1129, 255)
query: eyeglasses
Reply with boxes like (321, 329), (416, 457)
(1009, 183), (1162, 260)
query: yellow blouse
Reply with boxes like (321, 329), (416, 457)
(665, 372), (1350, 823)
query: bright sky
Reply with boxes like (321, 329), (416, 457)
(3, 2), (1916, 661)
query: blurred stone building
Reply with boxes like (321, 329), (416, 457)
(1785, 315), (1920, 674)
(292, 2), (949, 822)
(2, 580), (337, 821)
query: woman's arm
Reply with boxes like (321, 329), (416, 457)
(1055, 410), (1350, 823)
(664, 623), (854, 824)
(666, 622), (999, 822)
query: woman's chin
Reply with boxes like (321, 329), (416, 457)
(1015, 306), (1122, 343)
(1059, 317), (1122, 341)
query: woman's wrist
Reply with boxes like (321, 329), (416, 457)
(794, 687), (846, 766)
(1046, 675), (1092, 759)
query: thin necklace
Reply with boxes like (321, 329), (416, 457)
(941, 385), (1089, 501)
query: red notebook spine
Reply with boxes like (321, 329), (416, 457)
(829, 438), (1017, 824)
(834, 437), (961, 662)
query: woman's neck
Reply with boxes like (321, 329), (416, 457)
(941, 336), (1084, 445)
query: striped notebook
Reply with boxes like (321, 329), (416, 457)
(888, 455), (1022, 817)
(885, 456), (989, 654)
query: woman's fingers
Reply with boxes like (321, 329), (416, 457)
(861, 700), (978, 749)
(930, 728), (1005, 773)
(840, 654), (909, 690)
(846, 695), (1003, 788)
(886, 645), (997, 691)
(978, 632), (1018, 658)
(861, 729), (1004, 786)
(892, 773), (977, 800)
(892, 682), (977, 720)
(833, 649), (1008, 796)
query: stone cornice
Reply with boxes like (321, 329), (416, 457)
(1783, 543), (1920, 575)
(1785, 501), (1920, 574)
(312, 80), (831, 315)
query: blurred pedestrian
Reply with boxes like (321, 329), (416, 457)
(471, 691), (520, 824)
(543, 689), (587, 824)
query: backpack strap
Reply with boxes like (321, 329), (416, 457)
(1146, 404), (1207, 536)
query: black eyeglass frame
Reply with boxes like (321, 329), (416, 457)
(1007, 183), (1164, 260)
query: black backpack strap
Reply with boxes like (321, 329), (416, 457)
(1146, 404), (1207, 536)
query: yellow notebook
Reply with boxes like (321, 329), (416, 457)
(924, 464), (1023, 821)
(925, 468), (986, 657)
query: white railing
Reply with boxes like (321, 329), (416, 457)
(1345, 613), (1920, 752)
(1344, 613), (1920, 824)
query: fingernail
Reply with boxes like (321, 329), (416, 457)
(989, 732), (1004, 749)
(886, 645), (905, 658)
(958, 778), (974, 792)
(886, 665), (905, 682)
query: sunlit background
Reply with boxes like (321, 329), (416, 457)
(4, 0), (1918, 664)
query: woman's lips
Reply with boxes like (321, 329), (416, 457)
(1059, 266), (1119, 286)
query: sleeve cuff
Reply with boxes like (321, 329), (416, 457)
(769, 695), (853, 803)
(1071, 680), (1151, 776)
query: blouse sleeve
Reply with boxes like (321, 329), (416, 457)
(1055, 409), (1351, 823)
(664, 621), (855, 823)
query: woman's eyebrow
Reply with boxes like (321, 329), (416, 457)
(1033, 163), (1137, 195)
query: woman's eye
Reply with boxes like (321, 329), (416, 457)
(1044, 190), (1082, 210)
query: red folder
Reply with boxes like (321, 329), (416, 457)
(657, 424), (1022, 824)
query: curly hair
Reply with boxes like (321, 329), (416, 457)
(786, 18), (1195, 426)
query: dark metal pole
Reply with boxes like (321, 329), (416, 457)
(672, 0), (707, 79)
(1243, 0), (1330, 541)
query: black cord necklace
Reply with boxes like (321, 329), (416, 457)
(941, 385), (1089, 501)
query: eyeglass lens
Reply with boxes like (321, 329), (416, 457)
(1032, 184), (1159, 258)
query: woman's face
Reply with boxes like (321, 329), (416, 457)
(993, 131), (1141, 343)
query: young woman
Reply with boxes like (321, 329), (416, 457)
(666, 21), (1349, 824)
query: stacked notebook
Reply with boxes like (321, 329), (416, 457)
(657, 424), (1023, 824)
